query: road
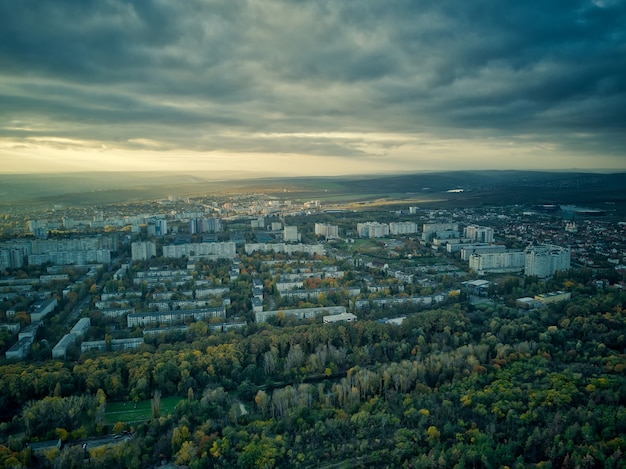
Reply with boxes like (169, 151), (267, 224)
(64, 294), (92, 328)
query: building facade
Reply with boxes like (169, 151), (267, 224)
(524, 245), (571, 278)
(131, 241), (157, 261)
(464, 225), (495, 243)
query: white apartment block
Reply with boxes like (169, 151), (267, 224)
(464, 225), (495, 243)
(389, 221), (418, 236)
(283, 225), (300, 242)
(524, 245), (571, 278)
(421, 223), (459, 242)
(30, 298), (58, 322)
(251, 217), (265, 229)
(162, 242), (236, 259)
(52, 333), (76, 359)
(469, 251), (526, 274)
(255, 305), (346, 323)
(28, 250), (112, 266)
(147, 218), (168, 237)
(0, 248), (24, 270)
(460, 244), (507, 261)
(315, 223), (339, 239)
(127, 307), (226, 327)
(81, 338), (144, 353)
(71, 317), (91, 337)
(357, 222), (390, 238)
(244, 243), (325, 256)
(131, 241), (157, 261)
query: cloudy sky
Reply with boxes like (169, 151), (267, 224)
(1, 0), (625, 176)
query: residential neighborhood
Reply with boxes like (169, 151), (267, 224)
(2, 191), (625, 363)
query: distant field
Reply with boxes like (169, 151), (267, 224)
(2, 171), (625, 215)
(103, 396), (183, 425)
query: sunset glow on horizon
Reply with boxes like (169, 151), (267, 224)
(1, 1), (624, 175)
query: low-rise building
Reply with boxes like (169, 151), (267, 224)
(323, 312), (358, 324)
(30, 298), (58, 322)
(534, 291), (572, 304)
(127, 307), (226, 327)
(71, 317), (90, 337)
(6, 336), (34, 360)
(0, 323), (20, 334)
(516, 297), (541, 309)
(252, 297), (263, 314)
(18, 321), (42, 341)
(52, 333), (76, 359)
(81, 337), (144, 353)
(462, 279), (491, 296)
(255, 305), (346, 323)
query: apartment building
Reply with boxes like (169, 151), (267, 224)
(524, 245), (571, 278)
(469, 251), (526, 274)
(464, 225), (495, 243)
(357, 222), (389, 238)
(131, 241), (156, 261)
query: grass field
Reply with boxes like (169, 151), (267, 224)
(346, 238), (382, 252)
(103, 396), (184, 425)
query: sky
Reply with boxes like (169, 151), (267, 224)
(1, 0), (625, 176)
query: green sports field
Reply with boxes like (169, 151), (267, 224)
(103, 396), (184, 425)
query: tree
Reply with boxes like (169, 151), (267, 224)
(151, 390), (161, 420)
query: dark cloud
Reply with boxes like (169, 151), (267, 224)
(0, 0), (624, 169)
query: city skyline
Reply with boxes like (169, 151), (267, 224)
(1, 1), (625, 175)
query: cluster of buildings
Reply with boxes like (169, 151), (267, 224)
(357, 221), (419, 238)
(4, 298), (58, 359)
(412, 221), (571, 278)
(3, 193), (624, 363)
(0, 235), (118, 269)
(131, 241), (237, 261)
(464, 244), (571, 277)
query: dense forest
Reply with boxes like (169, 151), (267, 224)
(0, 281), (625, 468)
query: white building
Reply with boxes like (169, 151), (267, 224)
(6, 336), (34, 360)
(149, 218), (168, 237)
(460, 244), (506, 261)
(524, 245), (571, 278)
(52, 334), (76, 359)
(30, 298), (58, 322)
(283, 226), (300, 242)
(162, 242), (236, 259)
(357, 222), (389, 238)
(81, 337), (144, 353)
(255, 305), (346, 323)
(464, 225), (494, 243)
(71, 317), (91, 337)
(469, 251), (525, 274)
(421, 223), (459, 242)
(389, 222), (418, 236)
(315, 223), (339, 239)
(127, 307), (225, 327)
(131, 241), (156, 261)
(323, 312), (357, 324)
(244, 243), (325, 256)
(251, 217), (265, 229)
